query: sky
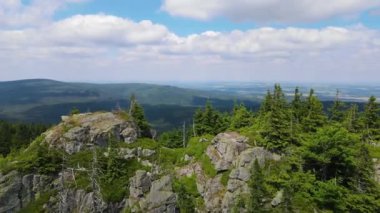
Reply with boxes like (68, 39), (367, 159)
(0, 0), (380, 83)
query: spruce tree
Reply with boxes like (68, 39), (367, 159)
(343, 104), (361, 133)
(329, 90), (345, 122)
(260, 84), (292, 151)
(291, 87), (304, 124)
(250, 159), (266, 212)
(230, 103), (253, 129)
(193, 101), (229, 135)
(362, 96), (380, 143)
(129, 94), (150, 136)
(302, 89), (327, 132)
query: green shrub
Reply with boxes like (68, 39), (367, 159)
(200, 155), (217, 178)
(19, 190), (57, 213)
(184, 135), (212, 160)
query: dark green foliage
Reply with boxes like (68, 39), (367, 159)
(249, 160), (267, 212)
(70, 107), (80, 115)
(174, 176), (199, 213)
(0, 120), (48, 156)
(260, 85), (292, 151)
(329, 90), (346, 122)
(302, 89), (327, 132)
(230, 103), (253, 129)
(129, 94), (151, 136)
(343, 104), (361, 133)
(158, 128), (188, 148)
(194, 101), (229, 135)
(303, 126), (360, 183)
(362, 96), (380, 143)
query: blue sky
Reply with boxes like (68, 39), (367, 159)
(1, 0), (380, 83)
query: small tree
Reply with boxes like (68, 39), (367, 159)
(129, 94), (150, 136)
(250, 159), (267, 212)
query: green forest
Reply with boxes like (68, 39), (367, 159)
(160, 85), (380, 212)
(0, 84), (379, 212)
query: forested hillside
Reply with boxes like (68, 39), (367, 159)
(0, 84), (379, 212)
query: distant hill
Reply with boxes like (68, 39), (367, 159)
(0, 79), (259, 130)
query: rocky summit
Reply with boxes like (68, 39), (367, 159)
(0, 110), (379, 213)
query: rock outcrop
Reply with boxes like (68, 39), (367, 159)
(44, 112), (139, 154)
(0, 171), (51, 213)
(126, 171), (176, 212)
(206, 132), (249, 172)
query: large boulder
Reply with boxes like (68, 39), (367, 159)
(44, 112), (140, 154)
(206, 132), (249, 172)
(129, 170), (152, 199)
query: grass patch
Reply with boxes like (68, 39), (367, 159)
(200, 154), (217, 178)
(157, 147), (185, 171)
(184, 135), (212, 160)
(173, 175), (199, 197)
(119, 138), (159, 150)
(221, 170), (231, 186)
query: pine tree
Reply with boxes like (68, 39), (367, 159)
(329, 90), (345, 122)
(343, 104), (361, 133)
(193, 101), (229, 135)
(302, 89), (327, 132)
(250, 159), (266, 212)
(291, 87), (304, 124)
(129, 94), (150, 136)
(362, 96), (380, 143)
(260, 84), (292, 151)
(230, 103), (253, 129)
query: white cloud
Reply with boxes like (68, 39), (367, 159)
(0, 14), (379, 82)
(0, 0), (88, 27)
(162, 0), (380, 23)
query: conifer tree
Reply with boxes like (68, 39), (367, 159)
(129, 94), (150, 136)
(260, 84), (292, 151)
(329, 90), (345, 122)
(302, 89), (327, 132)
(291, 87), (304, 124)
(193, 101), (229, 135)
(230, 103), (253, 129)
(250, 159), (266, 212)
(343, 104), (361, 133)
(362, 96), (380, 143)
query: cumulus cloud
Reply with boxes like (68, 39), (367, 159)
(0, 14), (379, 82)
(162, 0), (380, 23)
(0, 0), (88, 27)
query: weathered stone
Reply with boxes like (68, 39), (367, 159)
(119, 148), (137, 160)
(121, 127), (138, 144)
(129, 170), (151, 198)
(236, 147), (281, 168)
(271, 190), (284, 207)
(206, 132), (249, 172)
(150, 176), (172, 192)
(229, 167), (250, 182)
(44, 112), (140, 154)
(0, 171), (22, 213)
(142, 149), (156, 157)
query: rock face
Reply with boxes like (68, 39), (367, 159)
(206, 132), (249, 172)
(0, 171), (51, 213)
(178, 132), (281, 212)
(127, 171), (176, 212)
(44, 112), (139, 154)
